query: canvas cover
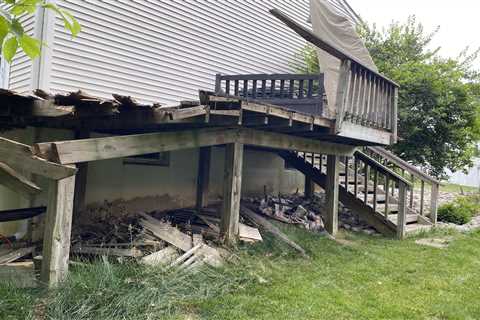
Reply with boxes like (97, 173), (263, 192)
(310, 0), (377, 117)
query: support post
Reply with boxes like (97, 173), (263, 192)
(221, 143), (244, 244)
(196, 146), (211, 212)
(40, 174), (76, 287)
(430, 183), (439, 225)
(304, 176), (314, 199)
(397, 181), (407, 240)
(325, 154), (339, 236)
(73, 130), (89, 215)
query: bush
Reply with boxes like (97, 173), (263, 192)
(437, 194), (480, 225)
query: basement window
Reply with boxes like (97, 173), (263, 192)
(123, 152), (170, 167)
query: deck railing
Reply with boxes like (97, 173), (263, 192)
(215, 73), (325, 116)
(270, 8), (400, 143)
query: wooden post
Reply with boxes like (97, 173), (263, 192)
(325, 154), (339, 236)
(430, 183), (439, 225)
(196, 146), (211, 212)
(41, 174), (76, 287)
(73, 130), (89, 215)
(221, 143), (244, 244)
(396, 181), (407, 240)
(304, 176), (314, 198)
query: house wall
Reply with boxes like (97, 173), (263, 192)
(1, 1), (312, 236)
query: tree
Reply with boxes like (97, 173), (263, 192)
(295, 16), (480, 178)
(0, 0), (80, 62)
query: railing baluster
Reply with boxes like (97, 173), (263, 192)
(384, 175), (390, 218)
(225, 79), (230, 95)
(298, 79), (304, 98)
(348, 63), (358, 120)
(261, 80), (266, 98)
(366, 73), (374, 125)
(373, 168), (378, 211)
(319, 154), (323, 173)
(345, 156), (349, 189)
(252, 80), (257, 98)
(243, 80), (248, 98)
(234, 80), (239, 96)
(420, 180), (425, 216)
(307, 79), (313, 98)
(430, 183), (439, 224)
(280, 79), (285, 97)
(397, 182), (407, 240)
(364, 162), (369, 203)
(270, 79), (276, 97)
(409, 174), (414, 208)
(289, 79), (294, 98)
(361, 70), (369, 124)
(354, 157), (358, 197)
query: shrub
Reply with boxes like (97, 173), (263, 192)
(438, 203), (472, 225)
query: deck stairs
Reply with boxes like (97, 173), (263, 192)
(279, 147), (440, 238)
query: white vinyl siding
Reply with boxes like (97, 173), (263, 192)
(8, 14), (36, 92)
(49, 0), (310, 104)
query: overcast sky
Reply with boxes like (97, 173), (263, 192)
(348, 0), (480, 67)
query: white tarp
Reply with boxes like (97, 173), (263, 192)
(310, 0), (377, 117)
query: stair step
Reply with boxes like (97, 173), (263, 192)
(387, 213), (418, 224)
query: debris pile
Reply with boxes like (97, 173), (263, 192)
(243, 192), (381, 236)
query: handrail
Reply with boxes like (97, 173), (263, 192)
(354, 151), (412, 187)
(367, 147), (441, 185)
(269, 8), (399, 87)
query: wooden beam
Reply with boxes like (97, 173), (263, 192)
(396, 181), (407, 240)
(36, 128), (239, 164)
(221, 143), (244, 244)
(196, 146), (211, 211)
(40, 174), (76, 287)
(304, 176), (314, 199)
(73, 130), (89, 215)
(0, 162), (42, 197)
(0, 137), (76, 180)
(325, 155), (339, 236)
(237, 128), (355, 156)
(336, 121), (392, 145)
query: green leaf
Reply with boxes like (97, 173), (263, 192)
(3, 36), (18, 63)
(19, 34), (40, 59)
(61, 10), (81, 37)
(0, 16), (10, 43)
(10, 18), (23, 37)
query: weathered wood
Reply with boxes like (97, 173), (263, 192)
(391, 87), (399, 143)
(40, 174), (76, 287)
(0, 247), (35, 264)
(141, 246), (179, 266)
(240, 204), (309, 258)
(71, 246), (143, 257)
(304, 175), (314, 199)
(37, 128), (239, 164)
(0, 137), (76, 180)
(221, 143), (244, 244)
(73, 130), (89, 215)
(397, 181), (407, 240)
(0, 162), (42, 197)
(337, 121), (391, 145)
(238, 223), (263, 242)
(334, 59), (352, 133)
(139, 213), (192, 252)
(196, 147), (211, 211)
(325, 155), (340, 236)
(430, 183), (439, 225)
(238, 128), (355, 156)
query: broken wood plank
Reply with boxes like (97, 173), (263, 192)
(169, 244), (203, 268)
(0, 247), (35, 264)
(141, 246), (179, 266)
(240, 204), (309, 258)
(139, 213), (193, 252)
(0, 162), (42, 197)
(0, 137), (77, 180)
(71, 246), (143, 257)
(239, 223), (263, 243)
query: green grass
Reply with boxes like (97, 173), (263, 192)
(440, 182), (479, 194)
(3, 226), (480, 319)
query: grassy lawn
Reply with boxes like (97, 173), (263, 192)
(440, 182), (479, 194)
(2, 226), (480, 319)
